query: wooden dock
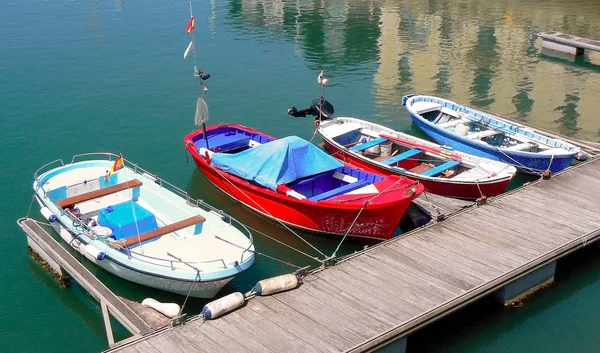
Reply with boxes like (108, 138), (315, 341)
(538, 31), (600, 56)
(105, 157), (600, 353)
(19, 219), (171, 347)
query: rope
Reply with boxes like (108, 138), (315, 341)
(26, 195), (36, 218)
(244, 224), (324, 262)
(177, 270), (200, 319)
(213, 234), (304, 269)
(207, 163), (327, 259)
(330, 176), (415, 257)
(331, 200), (368, 258)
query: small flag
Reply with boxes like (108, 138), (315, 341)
(108, 154), (124, 177)
(186, 16), (195, 34)
(184, 40), (194, 59)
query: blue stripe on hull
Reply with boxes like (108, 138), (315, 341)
(409, 114), (575, 174)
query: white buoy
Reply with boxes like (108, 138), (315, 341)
(254, 274), (298, 296)
(454, 122), (470, 136)
(201, 292), (245, 320)
(83, 244), (105, 261)
(142, 298), (181, 319)
(40, 207), (56, 222)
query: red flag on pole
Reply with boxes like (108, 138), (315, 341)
(186, 16), (195, 34)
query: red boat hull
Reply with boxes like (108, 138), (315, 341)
(322, 140), (511, 200)
(185, 125), (423, 240)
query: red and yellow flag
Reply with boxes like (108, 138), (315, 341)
(186, 16), (195, 34)
(109, 154), (124, 177)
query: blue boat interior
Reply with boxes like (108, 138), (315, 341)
(410, 96), (577, 154)
(333, 127), (465, 178)
(193, 127), (274, 153)
(286, 166), (384, 201)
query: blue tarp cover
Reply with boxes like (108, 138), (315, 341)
(210, 136), (343, 190)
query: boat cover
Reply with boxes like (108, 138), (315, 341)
(210, 136), (343, 190)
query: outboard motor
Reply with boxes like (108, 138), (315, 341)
(288, 97), (335, 124)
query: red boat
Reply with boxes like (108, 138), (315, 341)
(184, 124), (424, 240)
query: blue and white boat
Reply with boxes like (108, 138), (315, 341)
(33, 153), (256, 298)
(403, 94), (581, 174)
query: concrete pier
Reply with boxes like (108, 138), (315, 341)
(538, 31), (600, 56)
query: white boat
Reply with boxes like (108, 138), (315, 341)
(33, 153), (256, 298)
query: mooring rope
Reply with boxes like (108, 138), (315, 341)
(206, 163), (328, 259)
(243, 224), (325, 263)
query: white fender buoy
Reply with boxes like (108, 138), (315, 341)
(142, 298), (181, 319)
(254, 274), (298, 296)
(40, 207), (57, 222)
(83, 244), (105, 261)
(201, 292), (245, 320)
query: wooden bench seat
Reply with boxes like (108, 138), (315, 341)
(349, 137), (388, 152)
(309, 180), (370, 202)
(420, 160), (461, 177)
(114, 215), (206, 248)
(381, 148), (421, 166)
(56, 179), (143, 209)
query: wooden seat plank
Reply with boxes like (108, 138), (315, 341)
(56, 179), (143, 208)
(115, 215), (206, 248)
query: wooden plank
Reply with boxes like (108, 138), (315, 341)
(191, 321), (253, 353)
(333, 259), (434, 313)
(307, 270), (414, 325)
(453, 210), (547, 257)
(114, 215), (206, 248)
(207, 315), (273, 353)
(226, 304), (324, 352)
(259, 295), (354, 350)
(364, 246), (465, 296)
(56, 179), (143, 208)
(429, 225), (527, 269)
(385, 240), (485, 290)
(403, 236), (503, 279)
(239, 296), (344, 352)
(272, 281), (380, 341)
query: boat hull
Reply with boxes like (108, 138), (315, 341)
(408, 115), (575, 174)
(321, 139), (511, 200)
(185, 125), (422, 240)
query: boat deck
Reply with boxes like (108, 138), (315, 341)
(106, 156), (600, 352)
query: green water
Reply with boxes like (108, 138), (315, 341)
(1, 0), (598, 352)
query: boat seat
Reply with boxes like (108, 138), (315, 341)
(438, 120), (462, 129)
(420, 160), (460, 177)
(56, 179), (143, 209)
(381, 148), (421, 166)
(349, 137), (388, 152)
(465, 130), (500, 140)
(309, 180), (370, 202)
(505, 142), (536, 151)
(114, 215), (206, 248)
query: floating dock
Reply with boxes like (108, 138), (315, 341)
(103, 156), (600, 352)
(538, 31), (600, 56)
(19, 219), (172, 347)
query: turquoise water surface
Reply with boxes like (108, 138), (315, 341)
(1, 0), (599, 352)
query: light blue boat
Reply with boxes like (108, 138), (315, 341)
(33, 153), (256, 298)
(403, 94), (581, 174)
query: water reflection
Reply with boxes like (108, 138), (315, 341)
(226, 0), (600, 141)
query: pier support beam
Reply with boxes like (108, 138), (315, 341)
(494, 261), (556, 306)
(27, 238), (65, 277)
(374, 336), (406, 353)
(541, 40), (584, 56)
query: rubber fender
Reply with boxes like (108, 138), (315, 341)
(254, 274), (298, 296)
(201, 292), (245, 320)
